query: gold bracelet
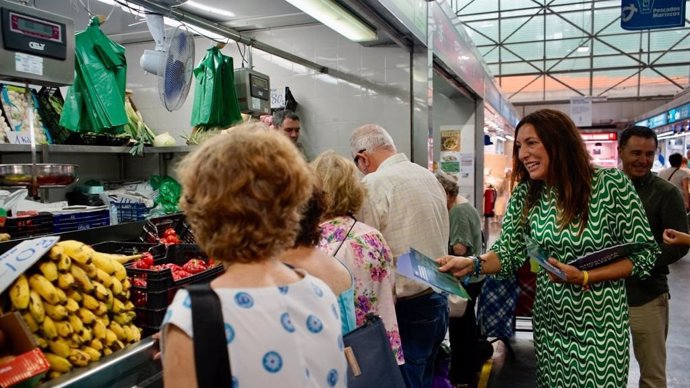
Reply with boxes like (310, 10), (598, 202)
(582, 270), (589, 287)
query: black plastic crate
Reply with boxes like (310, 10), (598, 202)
(125, 244), (223, 332)
(91, 241), (166, 258)
(140, 214), (196, 244)
(0, 212), (53, 239)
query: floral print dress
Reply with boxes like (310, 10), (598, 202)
(319, 216), (404, 364)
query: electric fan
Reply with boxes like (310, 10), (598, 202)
(140, 14), (195, 112)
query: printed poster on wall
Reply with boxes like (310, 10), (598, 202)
(440, 129), (461, 174)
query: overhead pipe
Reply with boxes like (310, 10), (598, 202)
(125, 0), (408, 99)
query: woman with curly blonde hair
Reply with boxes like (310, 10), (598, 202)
(161, 123), (347, 388)
(312, 150), (403, 365)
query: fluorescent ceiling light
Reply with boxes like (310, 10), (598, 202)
(285, 0), (377, 42)
(184, 1), (236, 19)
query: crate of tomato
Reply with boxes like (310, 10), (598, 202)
(126, 243), (223, 336)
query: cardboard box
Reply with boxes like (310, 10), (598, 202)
(0, 312), (50, 388)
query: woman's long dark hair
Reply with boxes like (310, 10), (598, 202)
(511, 109), (594, 232)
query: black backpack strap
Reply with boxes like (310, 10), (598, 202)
(187, 283), (232, 388)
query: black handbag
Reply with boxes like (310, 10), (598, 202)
(187, 283), (233, 388)
(343, 314), (406, 388)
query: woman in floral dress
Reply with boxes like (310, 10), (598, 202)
(436, 109), (657, 388)
(312, 150), (404, 365)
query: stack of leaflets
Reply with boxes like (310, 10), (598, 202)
(396, 248), (470, 299)
(569, 242), (644, 270)
(525, 235), (567, 280)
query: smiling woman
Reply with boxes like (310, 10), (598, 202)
(436, 108), (658, 388)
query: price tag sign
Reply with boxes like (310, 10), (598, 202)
(270, 87), (286, 109)
(0, 236), (60, 295)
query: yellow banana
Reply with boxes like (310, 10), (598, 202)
(21, 312), (39, 333)
(54, 288), (67, 304)
(48, 371), (63, 380)
(103, 347), (113, 356)
(48, 338), (71, 358)
(82, 294), (99, 310)
(68, 314), (84, 333)
(95, 301), (108, 316)
(110, 277), (123, 296)
(110, 340), (125, 351)
(121, 324), (132, 343)
(111, 298), (125, 314)
(104, 329), (117, 346)
(128, 325), (141, 342)
(75, 262), (98, 278)
(66, 289), (82, 303)
(95, 314), (110, 327)
(69, 333), (82, 347)
(68, 349), (91, 367)
(110, 260), (127, 282)
(78, 327), (93, 343)
(34, 335), (48, 349)
(28, 290), (46, 323)
(93, 268), (113, 288)
(112, 313), (131, 326)
(89, 339), (103, 351)
(91, 252), (116, 274)
(48, 245), (64, 261)
(56, 272), (75, 290)
(56, 254), (72, 273)
(41, 316), (58, 339)
(9, 274), (30, 310)
(39, 261), (59, 282)
(44, 352), (72, 373)
(70, 265), (93, 293)
(44, 303), (68, 320)
(123, 300), (135, 311)
(78, 308), (96, 325)
(121, 278), (131, 292)
(54, 320), (74, 337)
(65, 298), (79, 313)
(57, 240), (94, 265)
(109, 321), (125, 341)
(81, 346), (101, 362)
(92, 281), (109, 301)
(92, 319), (106, 340)
(29, 274), (60, 304)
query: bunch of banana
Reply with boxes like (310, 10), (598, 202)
(4, 240), (144, 379)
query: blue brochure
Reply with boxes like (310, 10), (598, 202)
(396, 247), (470, 299)
(569, 242), (644, 270)
(525, 235), (567, 281)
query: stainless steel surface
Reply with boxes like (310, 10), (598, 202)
(0, 0), (75, 86)
(40, 336), (162, 388)
(0, 144), (196, 154)
(0, 163), (77, 187)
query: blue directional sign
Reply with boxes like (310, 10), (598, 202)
(621, 0), (685, 30)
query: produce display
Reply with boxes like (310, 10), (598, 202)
(0, 84), (50, 144)
(5, 240), (142, 380)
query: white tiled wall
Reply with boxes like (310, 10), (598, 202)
(123, 24), (412, 160)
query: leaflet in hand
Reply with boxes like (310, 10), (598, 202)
(396, 247), (470, 299)
(525, 235), (567, 280)
(569, 242), (644, 270)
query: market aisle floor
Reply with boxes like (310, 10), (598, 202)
(483, 219), (690, 388)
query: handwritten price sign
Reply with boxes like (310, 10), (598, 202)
(0, 236), (60, 294)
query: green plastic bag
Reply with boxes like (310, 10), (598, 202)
(190, 47), (243, 128)
(60, 17), (128, 134)
(150, 175), (181, 214)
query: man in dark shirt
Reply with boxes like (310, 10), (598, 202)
(618, 126), (689, 388)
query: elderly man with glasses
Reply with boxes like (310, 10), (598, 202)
(350, 124), (450, 388)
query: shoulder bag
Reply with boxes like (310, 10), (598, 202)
(187, 283), (232, 388)
(343, 314), (406, 388)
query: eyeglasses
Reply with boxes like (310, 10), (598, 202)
(353, 149), (366, 164)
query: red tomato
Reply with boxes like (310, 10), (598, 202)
(172, 269), (192, 281)
(141, 252), (155, 267)
(131, 259), (151, 269)
(182, 259), (207, 274)
(132, 277), (147, 288)
(163, 227), (178, 237)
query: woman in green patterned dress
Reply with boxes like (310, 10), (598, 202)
(437, 109), (657, 388)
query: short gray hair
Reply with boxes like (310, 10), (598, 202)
(272, 110), (300, 128)
(350, 124), (397, 156)
(435, 170), (458, 198)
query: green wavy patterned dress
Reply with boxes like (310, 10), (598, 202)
(492, 168), (656, 388)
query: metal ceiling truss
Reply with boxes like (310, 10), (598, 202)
(453, 0), (690, 102)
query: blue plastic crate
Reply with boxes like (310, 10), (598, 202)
(114, 202), (149, 223)
(53, 209), (110, 233)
